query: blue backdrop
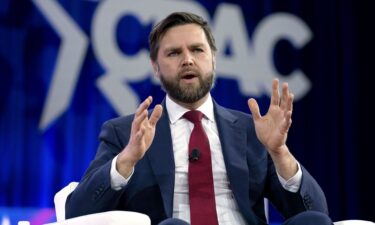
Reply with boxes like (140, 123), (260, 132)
(0, 0), (373, 223)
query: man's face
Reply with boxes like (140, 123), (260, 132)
(152, 24), (215, 104)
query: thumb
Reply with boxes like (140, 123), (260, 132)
(248, 98), (261, 120)
(149, 104), (163, 126)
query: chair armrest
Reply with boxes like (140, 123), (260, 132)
(44, 211), (151, 225)
(54, 182), (79, 222)
(334, 220), (375, 225)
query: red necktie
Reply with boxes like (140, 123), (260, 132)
(183, 110), (219, 225)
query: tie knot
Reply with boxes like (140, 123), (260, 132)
(183, 110), (204, 124)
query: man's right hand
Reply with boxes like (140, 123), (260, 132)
(116, 96), (163, 178)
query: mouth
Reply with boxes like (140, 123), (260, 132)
(182, 74), (197, 80)
(180, 70), (199, 81)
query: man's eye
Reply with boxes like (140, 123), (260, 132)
(168, 52), (178, 57)
(194, 48), (203, 52)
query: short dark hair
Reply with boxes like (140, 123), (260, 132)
(149, 12), (217, 61)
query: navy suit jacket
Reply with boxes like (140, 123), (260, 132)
(66, 100), (328, 225)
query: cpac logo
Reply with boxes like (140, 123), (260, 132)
(33, 0), (312, 131)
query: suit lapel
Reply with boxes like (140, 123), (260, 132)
(214, 102), (253, 220)
(146, 102), (175, 217)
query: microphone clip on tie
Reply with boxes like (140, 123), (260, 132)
(189, 148), (200, 162)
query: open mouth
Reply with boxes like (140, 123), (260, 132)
(182, 74), (197, 80)
(180, 70), (199, 81)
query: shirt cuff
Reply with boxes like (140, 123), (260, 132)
(110, 155), (134, 190)
(277, 162), (302, 193)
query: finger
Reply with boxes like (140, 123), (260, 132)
(134, 126), (146, 142)
(270, 79), (280, 107)
(135, 96), (152, 116)
(149, 104), (163, 127)
(282, 111), (292, 134)
(133, 96), (153, 131)
(287, 93), (294, 112)
(130, 128), (147, 152)
(248, 98), (261, 120)
(280, 82), (289, 110)
(132, 110), (148, 133)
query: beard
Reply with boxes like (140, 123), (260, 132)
(159, 69), (215, 104)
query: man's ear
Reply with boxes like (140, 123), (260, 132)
(212, 55), (216, 70)
(151, 60), (160, 78)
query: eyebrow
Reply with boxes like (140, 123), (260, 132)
(163, 47), (181, 54)
(163, 43), (207, 53)
(189, 43), (206, 49)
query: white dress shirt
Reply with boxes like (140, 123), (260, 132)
(110, 94), (302, 224)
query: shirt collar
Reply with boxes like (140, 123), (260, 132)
(166, 94), (215, 124)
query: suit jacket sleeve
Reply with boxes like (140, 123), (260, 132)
(65, 116), (133, 218)
(264, 155), (329, 218)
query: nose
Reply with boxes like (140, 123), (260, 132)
(181, 52), (194, 67)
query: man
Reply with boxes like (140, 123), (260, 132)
(66, 12), (332, 225)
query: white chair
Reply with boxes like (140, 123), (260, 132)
(334, 220), (375, 225)
(44, 211), (151, 225)
(49, 182), (374, 225)
(45, 182), (151, 225)
(54, 182), (79, 222)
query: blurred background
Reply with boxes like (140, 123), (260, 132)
(0, 0), (373, 224)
